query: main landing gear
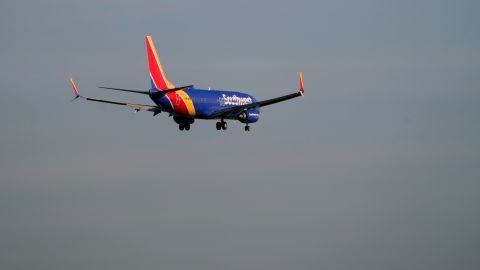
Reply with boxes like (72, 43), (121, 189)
(179, 123), (190, 131)
(216, 120), (227, 130)
(174, 116), (194, 131)
(244, 124), (250, 132)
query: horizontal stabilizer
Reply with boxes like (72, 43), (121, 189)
(150, 85), (193, 98)
(98, 85), (193, 97)
(98, 87), (150, 95)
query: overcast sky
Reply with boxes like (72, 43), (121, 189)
(1, 0), (479, 269)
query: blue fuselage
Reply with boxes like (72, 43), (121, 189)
(149, 87), (260, 123)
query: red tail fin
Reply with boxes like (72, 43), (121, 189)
(146, 35), (175, 91)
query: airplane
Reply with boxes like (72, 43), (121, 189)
(69, 35), (304, 131)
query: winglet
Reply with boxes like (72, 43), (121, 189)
(299, 72), (304, 95)
(70, 77), (81, 99)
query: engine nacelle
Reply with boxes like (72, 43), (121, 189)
(237, 109), (260, 123)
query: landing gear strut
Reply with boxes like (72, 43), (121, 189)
(244, 124), (250, 132)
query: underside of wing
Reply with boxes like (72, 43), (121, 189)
(210, 91), (302, 118)
(210, 72), (305, 119)
(83, 97), (162, 114)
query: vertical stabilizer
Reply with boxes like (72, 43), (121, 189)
(146, 35), (175, 92)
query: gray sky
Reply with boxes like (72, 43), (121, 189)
(1, 0), (479, 269)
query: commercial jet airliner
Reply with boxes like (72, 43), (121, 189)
(69, 35), (304, 131)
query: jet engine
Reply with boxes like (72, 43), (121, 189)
(237, 109), (260, 123)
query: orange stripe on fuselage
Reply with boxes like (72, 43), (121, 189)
(164, 91), (195, 117)
(177, 90), (196, 116)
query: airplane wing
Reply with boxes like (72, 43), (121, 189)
(210, 72), (304, 118)
(70, 78), (162, 115)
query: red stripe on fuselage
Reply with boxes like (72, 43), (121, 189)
(166, 92), (189, 115)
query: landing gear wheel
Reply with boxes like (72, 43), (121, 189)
(245, 125), (250, 131)
(179, 124), (185, 131)
(185, 124), (190, 131)
(216, 122), (221, 130)
(222, 121), (227, 130)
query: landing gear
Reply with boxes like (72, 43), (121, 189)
(179, 123), (190, 131)
(244, 125), (250, 132)
(216, 120), (227, 130)
(174, 116), (193, 131)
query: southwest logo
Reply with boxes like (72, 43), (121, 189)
(219, 94), (253, 106)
